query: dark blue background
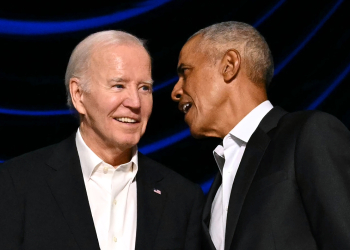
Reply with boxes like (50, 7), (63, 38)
(0, 0), (349, 193)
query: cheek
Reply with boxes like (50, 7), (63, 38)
(104, 96), (124, 111)
(141, 96), (153, 117)
(109, 93), (123, 103)
(84, 95), (103, 117)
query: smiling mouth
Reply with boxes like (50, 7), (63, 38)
(115, 117), (138, 123)
(182, 103), (192, 114)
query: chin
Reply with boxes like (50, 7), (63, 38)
(122, 137), (140, 147)
(113, 135), (140, 150)
(189, 122), (221, 139)
(189, 126), (206, 139)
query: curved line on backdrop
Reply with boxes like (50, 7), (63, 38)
(138, 129), (191, 154)
(253, 0), (287, 27)
(143, 0), (344, 152)
(274, 0), (343, 75)
(0, 0), (286, 116)
(307, 62), (350, 110)
(0, 77), (179, 116)
(0, 108), (75, 116)
(1, 0), (345, 193)
(139, 57), (350, 193)
(0, 0), (173, 35)
(0, 0), (341, 116)
(146, 52), (350, 153)
(138, 0), (346, 192)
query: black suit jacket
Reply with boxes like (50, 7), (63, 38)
(0, 133), (204, 250)
(202, 106), (350, 250)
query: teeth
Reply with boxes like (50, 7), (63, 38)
(182, 103), (191, 114)
(116, 117), (137, 123)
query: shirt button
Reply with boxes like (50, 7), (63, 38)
(103, 167), (108, 174)
(113, 237), (117, 242)
(114, 200), (117, 205)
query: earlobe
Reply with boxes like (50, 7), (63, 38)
(221, 49), (241, 82)
(69, 78), (86, 115)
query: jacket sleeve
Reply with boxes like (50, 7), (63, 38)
(0, 166), (24, 250)
(183, 183), (205, 250)
(295, 111), (350, 249)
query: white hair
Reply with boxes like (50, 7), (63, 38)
(65, 30), (150, 108)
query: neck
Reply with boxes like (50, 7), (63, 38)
(79, 126), (133, 167)
(219, 80), (268, 138)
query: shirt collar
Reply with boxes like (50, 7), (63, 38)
(213, 144), (225, 174)
(75, 128), (139, 183)
(228, 100), (273, 143)
(213, 100), (273, 170)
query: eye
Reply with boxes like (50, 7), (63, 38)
(177, 65), (191, 77)
(139, 84), (153, 93)
(182, 68), (189, 73)
(179, 67), (190, 79)
(114, 84), (124, 89)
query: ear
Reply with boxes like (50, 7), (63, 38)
(221, 49), (241, 82)
(69, 78), (86, 115)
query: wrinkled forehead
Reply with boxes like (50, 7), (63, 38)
(91, 43), (151, 67)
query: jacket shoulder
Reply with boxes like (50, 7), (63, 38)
(1, 143), (56, 172)
(1, 133), (76, 174)
(280, 109), (342, 124)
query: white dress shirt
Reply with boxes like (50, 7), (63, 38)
(209, 101), (273, 250)
(76, 129), (138, 250)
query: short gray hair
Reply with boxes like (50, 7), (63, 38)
(190, 21), (274, 87)
(65, 30), (149, 108)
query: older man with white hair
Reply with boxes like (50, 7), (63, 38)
(0, 30), (204, 250)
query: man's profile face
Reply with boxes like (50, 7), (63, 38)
(171, 36), (229, 138)
(80, 43), (153, 151)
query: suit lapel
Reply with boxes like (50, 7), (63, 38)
(46, 134), (100, 250)
(202, 173), (222, 250)
(203, 173), (222, 227)
(203, 140), (225, 229)
(224, 127), (270, 250)
(225, 106), (288, 250)
(135, 153), (167, 250)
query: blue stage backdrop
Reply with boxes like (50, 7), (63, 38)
(0, 0), (349, 193)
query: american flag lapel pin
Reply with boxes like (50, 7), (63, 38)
(153, 189), (161, 195)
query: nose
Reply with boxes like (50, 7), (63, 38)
(123, 87), (141, 109)
(171, 80), (183, 102)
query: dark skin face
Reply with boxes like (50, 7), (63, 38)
(171, 35), (268, 139)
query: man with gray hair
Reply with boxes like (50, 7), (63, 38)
(171, 21), (350, 249)
(0, 30), (204, 250)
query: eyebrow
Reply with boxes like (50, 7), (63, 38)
(143, 79), (154, 85)
(109, 77), (125, 83)
(109, 78), (154, 85)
